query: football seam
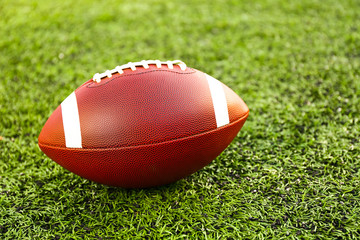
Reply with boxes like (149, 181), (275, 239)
(86, 68), (197, 88)
(38, 110), (249, 151)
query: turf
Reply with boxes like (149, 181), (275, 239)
(1, 0), (360, 239)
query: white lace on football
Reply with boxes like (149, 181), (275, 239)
(92, 60), (187, 83)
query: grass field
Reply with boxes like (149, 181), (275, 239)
(1, 0), (360, 239)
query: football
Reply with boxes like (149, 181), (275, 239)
(38, 60), (249, 188)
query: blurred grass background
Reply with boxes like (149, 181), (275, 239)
(1, 0), (360, 239)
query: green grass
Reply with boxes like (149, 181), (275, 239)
(1, 0), (360, 239)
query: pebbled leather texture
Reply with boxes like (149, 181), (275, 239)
(38, 64), (249, 188)
(38, 114), (248, 188)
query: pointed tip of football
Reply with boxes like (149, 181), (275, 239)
(222, 82), (249, 123)
(38, 105), (66, 148)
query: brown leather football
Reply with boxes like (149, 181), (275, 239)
(38, 60), (249, 188)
